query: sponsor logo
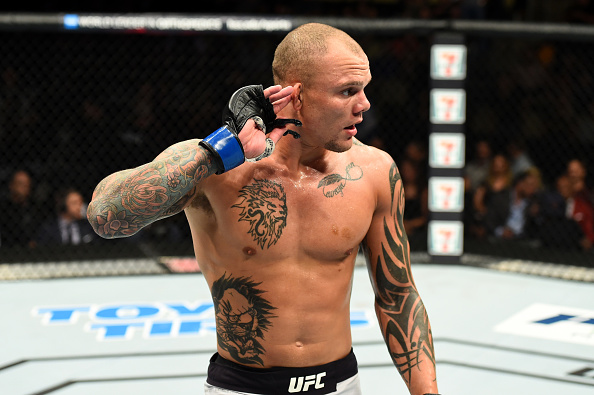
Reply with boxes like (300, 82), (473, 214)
(428, 221), (464, 256)
(288, 372), (326, 393)
(429, 133), (466, 169)
(429, 177), (465, 212)
(495, 303), (594, 346)
(431, 44), (467, 80)
(32, 302), (372, 341)
(430, 89), (466, 124)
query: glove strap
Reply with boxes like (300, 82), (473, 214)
(199, 126), (245, 174)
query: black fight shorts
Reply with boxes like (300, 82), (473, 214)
(206, 348), (358, 395)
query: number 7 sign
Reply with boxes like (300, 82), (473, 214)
(428, 221), (464, 256)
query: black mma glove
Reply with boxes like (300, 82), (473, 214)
(199, 84), (301, 174)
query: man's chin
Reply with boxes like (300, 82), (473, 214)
(325, 140), (353, 153)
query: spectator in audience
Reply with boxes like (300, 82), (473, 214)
(464, 139), (493, 228)
(465, 139), (493, 193)
(404, 139), (428, 164)
(403, 139), (429, 181)
(0, 169), (37, 248)
(470, 153), (514, 238)
(566, 158), (594, 206)
(565, 179), (594, 252)
(37, 187), (97, 246)
(479, 168), (541, 240)
(400, 157), (429, 247)
(506, 139), (535, 177)
(536, 174), (594, 251)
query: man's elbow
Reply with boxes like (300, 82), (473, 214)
(86, 201), (137, 240)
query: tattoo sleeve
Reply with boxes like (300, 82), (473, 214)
(363, 162), (437, 393)
(87, 139), (217, 238)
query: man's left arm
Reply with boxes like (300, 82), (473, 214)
(362, 157), (438, 395)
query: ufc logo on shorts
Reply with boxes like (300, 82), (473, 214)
(288, 372), (326, 393)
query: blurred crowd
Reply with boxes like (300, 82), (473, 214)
(369, 138), (594, 254)
(463, 141), (594, 252)
(3, 142), (592, 255)
(0, 168), (189, 250)
(1, 1), (594, 260)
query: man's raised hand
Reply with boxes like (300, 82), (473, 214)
(199, 84), (301, 174)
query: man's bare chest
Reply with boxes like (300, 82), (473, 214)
(197, 164), (374, 261)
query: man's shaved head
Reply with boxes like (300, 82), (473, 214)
(272, 23), (364, 85)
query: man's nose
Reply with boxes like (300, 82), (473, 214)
(354, 91), (371, 114)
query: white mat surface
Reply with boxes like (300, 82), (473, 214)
(1, 264), (593, 394)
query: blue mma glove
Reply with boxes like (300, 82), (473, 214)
(199, 84), (301, 174)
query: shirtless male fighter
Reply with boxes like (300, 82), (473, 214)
(87, 22), (439, 395)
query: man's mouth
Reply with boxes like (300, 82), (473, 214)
(344, 125), (357, 136)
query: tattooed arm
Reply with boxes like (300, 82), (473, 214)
(87, 84), (295, 239)
(362, 155), (438, 395)
(87, 140), (217, 238)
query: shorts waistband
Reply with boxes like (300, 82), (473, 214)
(206, 348), (358, 395)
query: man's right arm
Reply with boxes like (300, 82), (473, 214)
(87, 139), (216, 239)
(87, 84), (296, 239)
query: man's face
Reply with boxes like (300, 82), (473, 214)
(65, 192), (84, 220)
(298, 39), (372, 152)
(567, 160), (586, 181)
(476, 141), (491, 160)
(556, 176), (572, 199)
(519, 174), (539, 198)
(9, 171), (31, 201)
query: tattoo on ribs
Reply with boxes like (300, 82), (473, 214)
(373, 163), (435, 384)
(318, 162), (363, 198)
(232, 179), (287, 249)
(212, 273), (276, 366)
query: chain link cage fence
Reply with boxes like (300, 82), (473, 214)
(0, 15), (593, 278)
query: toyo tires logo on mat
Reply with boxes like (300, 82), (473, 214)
(495, 303), (594, 346)
(32, 302), (372, 341)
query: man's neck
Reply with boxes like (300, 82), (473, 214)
(273, 137), (332, 174)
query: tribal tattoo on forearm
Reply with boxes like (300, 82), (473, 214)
(367, 162), (436, 386)
(88, 141), (215, 238)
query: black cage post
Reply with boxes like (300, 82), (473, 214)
(427, 33), (467, 264)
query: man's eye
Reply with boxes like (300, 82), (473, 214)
(341, 89), (353, 96)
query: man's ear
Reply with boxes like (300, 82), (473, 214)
(292, 83), (303, 111)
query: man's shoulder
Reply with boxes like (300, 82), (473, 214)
(347, 140), (394, 170)
(340, 143), (396, 198)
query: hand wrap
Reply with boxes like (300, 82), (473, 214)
(199, 84), (301, 174)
